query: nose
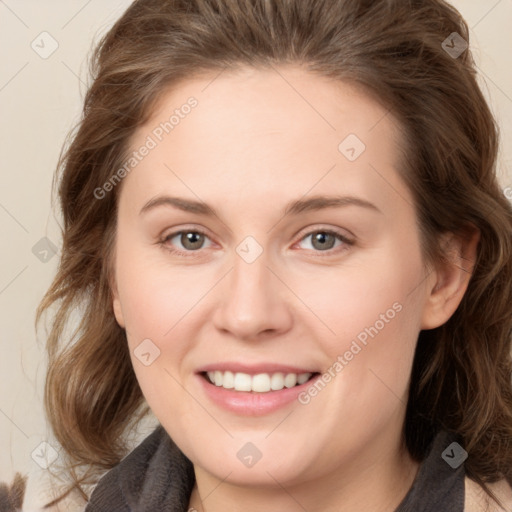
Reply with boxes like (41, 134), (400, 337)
(212, 249), (293, 341)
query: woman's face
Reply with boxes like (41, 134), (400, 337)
(112, 65), (440, 487)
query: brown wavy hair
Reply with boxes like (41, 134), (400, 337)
(37, 0), (512, 506)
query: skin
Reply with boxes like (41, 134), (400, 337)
(111, 64), (480, 512)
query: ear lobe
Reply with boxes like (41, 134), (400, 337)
(113, 295), (125, 328)
(420, 226), (480, 330)
(110, 275), (126, 328)
(107, 258), (126, 328)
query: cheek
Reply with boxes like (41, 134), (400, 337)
(298, 253), (418, 346)
(117, 262), (197, 418)
(295, 245), (423, 398)
(115, 250), (208, 340)
(114, 248), (218, 401)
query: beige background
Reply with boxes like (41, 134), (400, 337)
(0, 0), (511, 509)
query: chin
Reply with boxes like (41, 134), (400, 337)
(189, 438), (319, 487)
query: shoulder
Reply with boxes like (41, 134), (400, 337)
(464, 476), (512, 512)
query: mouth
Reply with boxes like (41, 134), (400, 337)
(200, 370), (321, 393)
(195, 365), (323, 415)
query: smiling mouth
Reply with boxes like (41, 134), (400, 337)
(201, 370), (320, 393)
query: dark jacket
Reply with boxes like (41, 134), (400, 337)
(86, 427), (465, 511)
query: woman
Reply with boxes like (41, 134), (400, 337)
(38, 0), (512, 510)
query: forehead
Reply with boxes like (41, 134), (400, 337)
(121, 64), (409, 218)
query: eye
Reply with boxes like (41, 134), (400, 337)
(160, 229), (213, 255)
(295, 229), (353, 254)
(159, 227), (353, 257)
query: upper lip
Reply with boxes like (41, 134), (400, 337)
(196, 362), (318, 375)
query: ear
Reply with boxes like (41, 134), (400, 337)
(113, 294), (125, 329)
(421, 225), (480, 330)
(110, 275), (126, 329)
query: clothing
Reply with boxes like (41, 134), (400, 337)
(395, 430), (465, 512)
(85, 427), (465, 511)
(86, 427), (194, 511)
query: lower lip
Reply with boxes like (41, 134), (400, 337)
(196, 373), (321, 416)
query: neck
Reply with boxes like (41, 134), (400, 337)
(188, 437), (420, 512)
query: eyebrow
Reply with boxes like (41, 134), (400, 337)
(139, 194), (382, 217)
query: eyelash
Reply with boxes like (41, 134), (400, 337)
(158, 226), (354, 259)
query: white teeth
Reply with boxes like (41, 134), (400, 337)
(284, 373), (297, 388)
(252, 373), (271, 392)
(297, 373), (310, 385)
(222, 370), (235, 389)
(205, 371), (313, 392)
(270, 372), (285, 390)
(234, 372), (252, 391)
